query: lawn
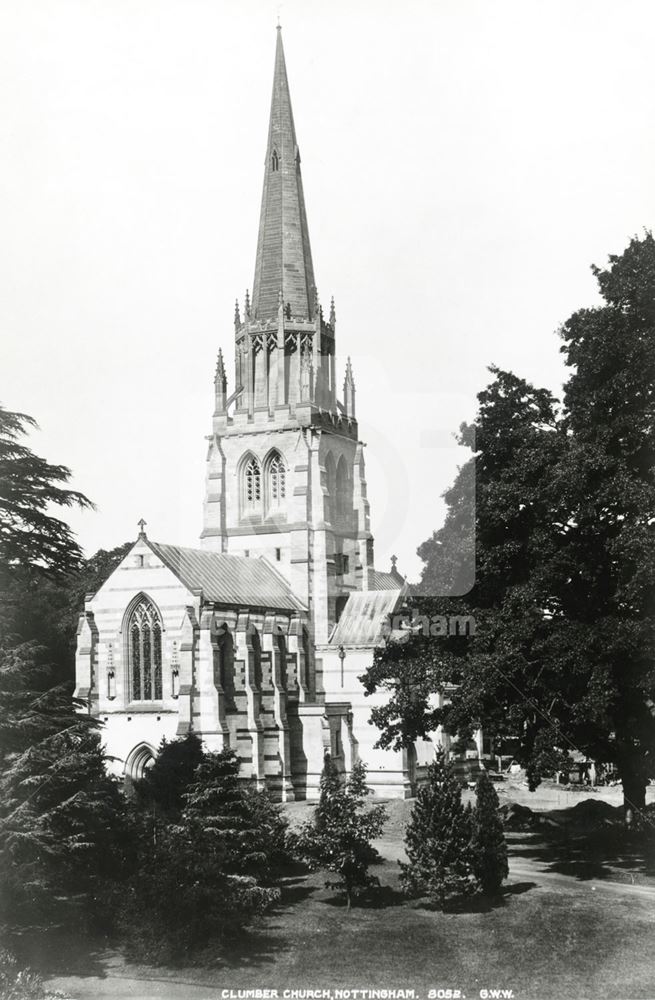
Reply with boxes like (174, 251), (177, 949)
(43, 794), (655, 1000)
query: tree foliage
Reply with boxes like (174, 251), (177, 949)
(362, 233), (655, 825)
(0, 643), (129, 940)
(400, 749), (473, 909)
(0, 405), (93, 577)
(293, 757), (387, 909)
(134, 733), (205, 822)
(470, 771), (508, 895)
(120, 748), (283, 962)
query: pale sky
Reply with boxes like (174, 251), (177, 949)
(1, 0), (654, 581)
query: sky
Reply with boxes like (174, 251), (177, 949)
(1, 0), (654, 581)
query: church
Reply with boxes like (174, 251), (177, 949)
(74, 27), (441, 800)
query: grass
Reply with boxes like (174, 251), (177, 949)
(41, 795), (655, 1000)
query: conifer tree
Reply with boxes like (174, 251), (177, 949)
(294, 757), (387, 909)
(400, 748), (473, 910)
(470, 770), (508, 895)
(121, 748), (282, 961)
(182, 748), (288, 880)
(135, 732), (205, 822)
(0, 643), (129, 939)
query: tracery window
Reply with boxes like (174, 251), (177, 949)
(268, 451), (286, 507)
(128, 596), (163, 701)
(244, 456), (262, 509)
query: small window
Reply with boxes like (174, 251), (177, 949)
(244, 549), (250, 558)
(275, 547), (282, 561)
(334, 553), (349, 576)
(271, 149), (279, 171)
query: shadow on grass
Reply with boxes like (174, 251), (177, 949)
(410, 880), (537, 915)
(509, 826), (655, 883)
(320, 884), (407, 910)
(13, 929), (112, 978)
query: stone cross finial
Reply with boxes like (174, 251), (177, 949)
(137, 518), (147, 538)
(391, 554), (398, 571)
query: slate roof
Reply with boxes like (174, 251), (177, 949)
(148, 542), (305, 613)
(328, 587), (405, 648)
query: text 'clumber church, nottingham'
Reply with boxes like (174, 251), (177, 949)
(75, 27), (445, 798)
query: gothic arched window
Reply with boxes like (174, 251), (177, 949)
(336, 456), (349, 517)
(268, 451), (286, 508)
(128, 596), (163, 701)
(271, 149), (279, 171)
(243, 455), (262, 511)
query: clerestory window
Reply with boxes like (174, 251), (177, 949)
(128, 596), (163, 701)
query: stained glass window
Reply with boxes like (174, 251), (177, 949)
(128, 596), (163, 701)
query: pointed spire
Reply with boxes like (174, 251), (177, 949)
(251, 28), (317, 323)
(244, 288), (251, 318)
(343, 356), (356, 419)
(234, 299), (241, 329)
(214, 348), (227, 412)
(215, 347), (226, 382)
(329, 296), (336, 327)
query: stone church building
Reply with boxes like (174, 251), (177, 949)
(75, 28), (440, 799)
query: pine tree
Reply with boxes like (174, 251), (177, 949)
(294, 757), (387, 909)
(400, 748), (473, 910)
(470, 770), (508, 895)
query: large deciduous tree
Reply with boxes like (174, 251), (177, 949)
(362, 233), (655, 826)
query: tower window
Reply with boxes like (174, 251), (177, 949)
(268, 452), (286, 507)
(271, 149), (279, 171)
(244, 456), (262, 509)
(128, 596), (163, 701)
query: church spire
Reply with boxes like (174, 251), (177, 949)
(251, 27), (317, 323)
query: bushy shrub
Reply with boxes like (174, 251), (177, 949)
(294, 757), (387, 909)
(0, 949), (69, 1000)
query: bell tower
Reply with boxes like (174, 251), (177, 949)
(201, 26), (374, 644)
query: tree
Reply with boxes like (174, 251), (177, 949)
(181, 749), (289, 881)
(0, 405), (93, 578)
(400, 749), (473, 909)
(0, 543), (132, 685)
(120, 749), (282, 962)
(0, 643), (129, 940)
(294, 757), (387, 909)
(470, 771), (508, 895)
(362, 234), (655, 827)
(134, 733), (205, 822)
